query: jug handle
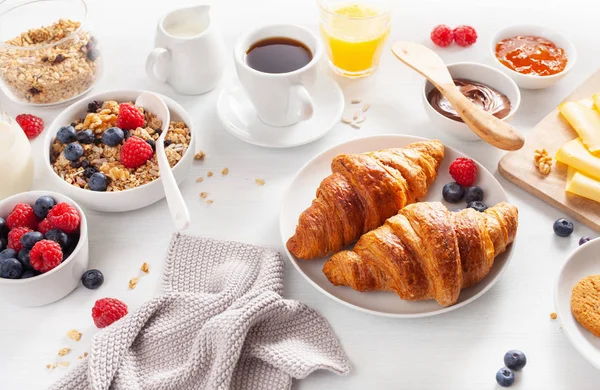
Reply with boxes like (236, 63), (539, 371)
(146, 48), (171, 83)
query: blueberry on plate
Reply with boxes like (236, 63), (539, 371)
(45, 229), (70, 249)
(20, 231), (44, 249)
(504, 350), (527, 371)
(464, 186), (484, 203)
(101, 127), (124, 146)
(63, 142), (84, 161)
(76, 129), (95, 144)
(89, 172), (108, 191)
(496, 367), (515, 387)
(57, 125), (77, 144)
(81, 269), (104, 289)
(17, 249), (32, 270)
(0, 249), (17, 261)
(20, 270), (38, 279)
(442, 182), (464, 203)
(579, 236), (594, 246)
(553, 218), (574, 237)
(467, 201), (488, 212)
(33, 195), (56, 219)
(0, 257), (23, 279)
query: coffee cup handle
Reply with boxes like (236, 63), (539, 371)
(291, 84), (314, 122)
(146, 48), (171, 84)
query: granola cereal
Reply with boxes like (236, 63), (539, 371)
(0, 19), (100, 104)
(66, 329), (82, 342)
(194, 150), (206, 160)
(141, 262), (149, 273)
(49, 100), (191, 192)
(128, 277), (139, 290)
(57, 347), (71, 357)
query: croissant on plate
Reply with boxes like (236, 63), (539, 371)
(286, 140), (444, 260)
(322, 202), (518, 307)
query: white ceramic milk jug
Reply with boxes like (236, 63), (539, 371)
(146, 5), (226, 95)
(0, 111), (34, 200)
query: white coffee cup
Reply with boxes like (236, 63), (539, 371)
(146, 5), (226, 95)
(233, 25), (323, 127)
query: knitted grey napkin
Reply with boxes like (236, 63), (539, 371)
(49, 234), (350, 390)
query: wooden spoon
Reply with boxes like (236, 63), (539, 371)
(391, 41), (524, 151)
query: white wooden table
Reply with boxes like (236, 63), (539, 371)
(1, 0), (599, 388)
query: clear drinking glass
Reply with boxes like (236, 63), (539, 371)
(0, 0), (102, 106)
(318, 0), (392, 78)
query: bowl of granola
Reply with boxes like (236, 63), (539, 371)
(43, 90), (195, 212)
(0, 0), (101, 106)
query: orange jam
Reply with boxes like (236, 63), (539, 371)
(495, 35), (568, 76)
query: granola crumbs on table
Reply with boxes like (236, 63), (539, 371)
(141, 262), (149, 273)
(196, 176), (204, 182)
(194, 150), (206, 160)
(200, 192), (208, 199)
(57, 347), (70, 357)
(206, 199), (213, 204)
(129, 277), (139, 290)
(77, 355), (83, 360)
(255, 178), (265, 186)
(84, 352), (88, 358)
(222, 168), (229, 176)
(207, 171), (213, 177)
(59, 362), (70, 367)
(550, 312), (558, 320)
(66, 329), (82, 342)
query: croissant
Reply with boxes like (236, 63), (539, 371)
(286, 140), (444, 260)
(322, 202), (518, 307)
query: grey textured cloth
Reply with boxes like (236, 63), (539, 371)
(50, 234), (350, 390)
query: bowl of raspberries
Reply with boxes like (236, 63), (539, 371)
(0, 191), (88, 306)
(42, 90), (195, 212)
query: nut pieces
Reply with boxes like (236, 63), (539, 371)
(534, 148), (552, 175)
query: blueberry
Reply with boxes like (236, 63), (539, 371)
(76, 129), (95, 144)
(20, 270), (38, 279)
(496, 367), (515, 387)
(89, 172), (108, 191)
(0, 249), (17, 260)
(464, 186), (484, 203)
(80, 160), (90, 169)
(164, 139), (172, 147)
(467, 201), (488, 212)
(81, 269), (104, 289)
(45, 229), (70, 249)
(101, 127), (124, 146)
(122, 129), (130, 140)
(553, 218), (574, 237)
(442, 182), (464, 203)
(87, 100), (102, 113)
(20, 231), (43, 249)
(33, 195), (56, 219)
(17, 249), (32, 270)
(0, 237), (6, 252)
(504, 350), (527, 371)
(83, 166), (98, 179)
(0, 217), (7, 236)
(57, 126), (77, 144)
(0, 258), (23, 279)
(63, 142), (84, 161)
(579, 236), (594, 246)
(87, 48), (100, 61)
(146, 139), (156, 151)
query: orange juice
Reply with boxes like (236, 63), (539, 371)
(319, 2), (391, 77)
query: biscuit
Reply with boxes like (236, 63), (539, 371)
(571, 275), (600, 337)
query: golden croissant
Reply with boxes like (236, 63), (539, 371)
(323, 202), (518, 307)
(286, 140), (444, 260)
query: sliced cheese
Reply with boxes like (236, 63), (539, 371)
(592, 93), (600, 111)
(559, 101), (600, 153)
(555, 138), (600, 181)
(565, 167), (600, 204)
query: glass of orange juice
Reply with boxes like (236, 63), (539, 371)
(318, 0), (391, 78)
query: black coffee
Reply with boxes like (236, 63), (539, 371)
(245, 37), (312, 74)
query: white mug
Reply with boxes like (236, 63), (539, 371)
(234, 25), (323, 127)
(146, 5), (226, 95)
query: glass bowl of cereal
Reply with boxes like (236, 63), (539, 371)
(42, 90), (195, 212)
(0, 0), (102, 106)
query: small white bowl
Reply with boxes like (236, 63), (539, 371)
(490, 25), (577, 90)
(43, 90), (195, 212)
(422, 62), (521, 141)
(0, 191), (89, 306)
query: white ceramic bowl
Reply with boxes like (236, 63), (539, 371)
(422, 62), (521, 141)
(42, 90), (195, 212)
(0, 191), (89, 306)
(490, 25), (577, 90)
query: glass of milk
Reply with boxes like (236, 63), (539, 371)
(0, 111), (34, 200)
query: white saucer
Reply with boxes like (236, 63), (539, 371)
(217, 75), (344, 148)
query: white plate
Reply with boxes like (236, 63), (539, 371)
(216, 74), (344, 148)
(279, 135), (514, 318)
(554, 238), (600, 369)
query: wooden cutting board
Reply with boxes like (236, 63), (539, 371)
(499, 69), (600, 232)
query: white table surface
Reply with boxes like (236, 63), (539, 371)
(1, 0), (599, 388)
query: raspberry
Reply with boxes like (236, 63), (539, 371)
(47, 203), (81, 234)
(15, 114), (44, 139)
(453, 25), (478, 47)
(120, 136), (154, 168)
(37, 218), (55, 235)
(430, 24), (454, 47)
(449, 157), (478, 187)
(7, 227), (32, 252)
(92, 298), (128, 328)
(29, 239), (63, 273)
(6, 203), (38, 230)
(116, 103), (145, 130)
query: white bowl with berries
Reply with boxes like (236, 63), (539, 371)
(0, 191), (88, 306)
(42, 90), (195, 212)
